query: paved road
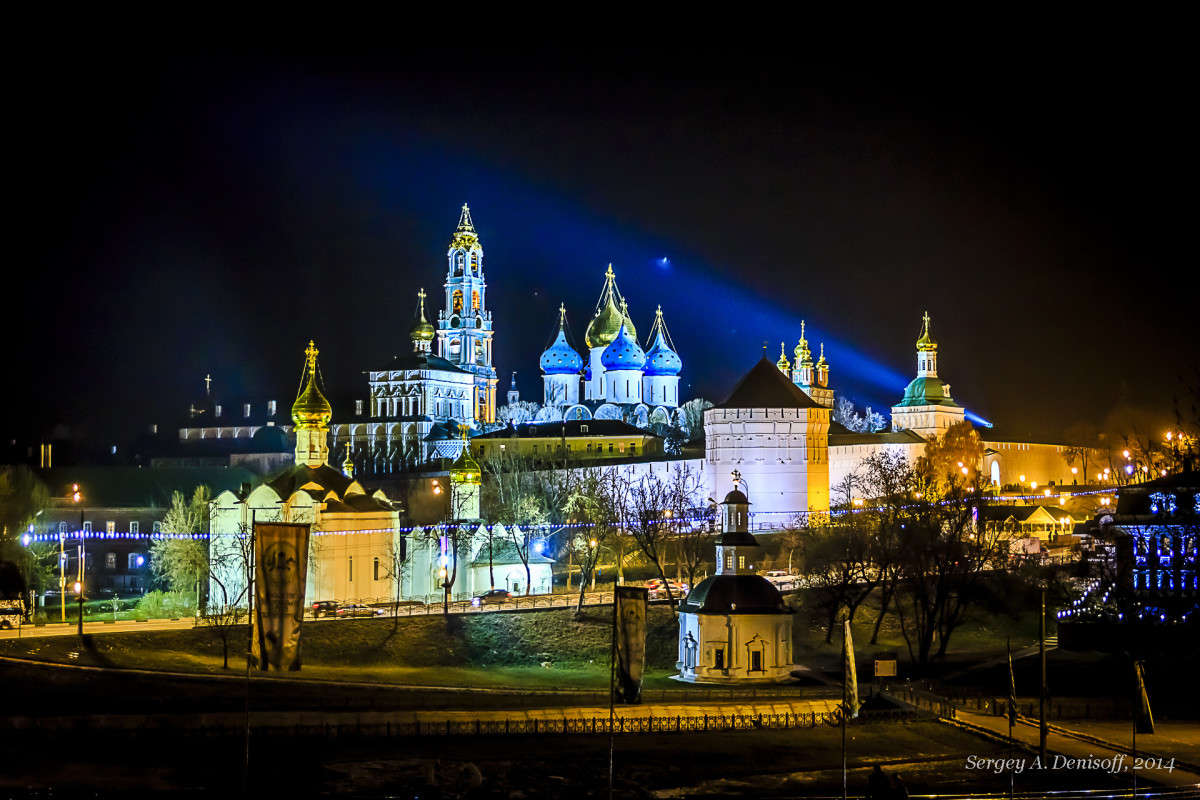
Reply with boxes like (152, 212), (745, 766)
(0, 618), (196, 640)
(0, 589), (642, 641)
(955, 707), (1200, 789)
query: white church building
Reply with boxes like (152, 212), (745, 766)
(676, 478), (798, 683)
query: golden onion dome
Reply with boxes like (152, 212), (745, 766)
(916, 310), (938, 351)
(585, 293), (622, 349)
(291, 340), (333, 428)
(448, 429), (481, 485)
(584, 265), (636, 349)
(410, 288), (436, 342)
(776, 342), (790, 373)
(793, 320), (813, 366)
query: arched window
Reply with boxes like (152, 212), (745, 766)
(453, 290), (463, 315)
(472, 290), (479, 310)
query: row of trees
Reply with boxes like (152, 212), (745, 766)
(474, 444), (714, 615)
(788, 424), (1003, 666)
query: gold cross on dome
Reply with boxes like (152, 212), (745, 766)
(923, 310), (931, 332)
(305, 340), (319, 371)
(559, 302), (566, 324)
(204, 374), (211, 393)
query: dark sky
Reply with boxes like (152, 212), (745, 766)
(12, 51), (1197, 449)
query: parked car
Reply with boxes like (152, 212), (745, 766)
(762, 570), (798, 591)
(645, 578), (688, 600)
(471, 589), (511, 607)
(335, 603), (384, 618)
(311, 600), (339, 618)
(0, 604), (22, 629)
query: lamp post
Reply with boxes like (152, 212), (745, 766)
(72, 484), (84, 635)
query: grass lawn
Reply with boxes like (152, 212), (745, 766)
(6, 578), (1066, 693)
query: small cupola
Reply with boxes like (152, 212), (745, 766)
(716, 473), (759, 575)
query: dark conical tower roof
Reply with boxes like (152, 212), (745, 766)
(715, 357), (822, 410)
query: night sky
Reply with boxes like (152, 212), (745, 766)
(13, 52), (1197, 450)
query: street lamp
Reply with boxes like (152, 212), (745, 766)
(73, 485), (85, 636)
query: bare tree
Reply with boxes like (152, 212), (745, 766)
(562, 467), (621, 616)
(799, 518), (877, 643)
(203, 523), (252, 669)
(892, 488), (1003, 666)
(665, 464), (712, 591)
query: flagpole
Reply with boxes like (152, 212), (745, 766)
(609, 588), (616, 800)
(1007, 637), (1014, 800)
(1132, 657), (1138, 800)
(1038, 588), (1047, 763)
(242, 512), (256, 795)
(841, 614), (847, 800)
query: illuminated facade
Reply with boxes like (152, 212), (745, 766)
(676, 482), (798, 684)
(208, 341), (402, 608)
(703, 357), (832, 518)
(784, 321), (834, 410)
(436, 204), (498, 424)
(889, 312), (965, 439)
(349, 290), (477, 469)
(537, 265), (684, 428)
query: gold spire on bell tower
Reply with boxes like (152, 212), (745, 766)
(450, 203), (479, 249)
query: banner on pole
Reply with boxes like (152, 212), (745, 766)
(1135, 660), (1155, 734)
(252, 522), (311, 671)
(613, 586), (648, 704)
(843, 618), (860, 719)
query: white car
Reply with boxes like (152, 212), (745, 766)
(645, 579), (688, 600)
(0, 604), (23, 630)
(762, 571), (798, 591)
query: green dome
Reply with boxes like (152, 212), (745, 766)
(896, 376), (961, 408)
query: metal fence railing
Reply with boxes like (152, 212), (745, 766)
(308, 591), (619, 619)
(313, 708), (913, 739)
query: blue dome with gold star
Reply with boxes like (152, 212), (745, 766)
(540, 328), (583, 375)
(644, 328), (682, 377)
(600, 322), (646, 371)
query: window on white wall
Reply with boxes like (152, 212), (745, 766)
(106, 521), (115, 534)
(130, 521), (139, 534)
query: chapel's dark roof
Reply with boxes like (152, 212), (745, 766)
(714, 358), (823, 410)
(267, 464), (354, 499)
(679, 574), (790, 615)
